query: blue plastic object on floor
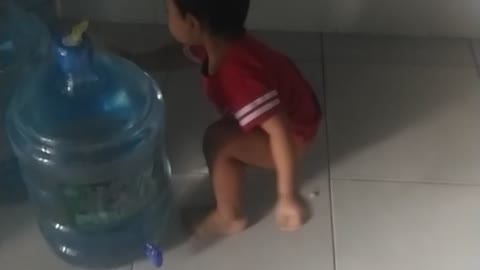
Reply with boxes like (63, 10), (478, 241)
(7, 21), (173, 268)
(0, 2), (50, 204)
(145, 243), (164, 268)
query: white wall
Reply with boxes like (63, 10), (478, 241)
(58, 0), (480, 38)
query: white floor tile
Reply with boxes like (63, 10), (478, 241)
(294, 62), (328, 185)
(0, 203), (131, 270)
(325, 34), (475, 67)
(469, 39), (480, 76)
(134, 175), (333, 270)
(324, 36), (480, 184)
(297, 62), (326, 108)
(332, 179), (480, 270)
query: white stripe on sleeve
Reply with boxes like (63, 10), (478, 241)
(234, 90), (278, 120)
(239, 98), (280, 127)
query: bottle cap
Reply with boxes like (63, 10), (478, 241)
(63, 20), (89, 47)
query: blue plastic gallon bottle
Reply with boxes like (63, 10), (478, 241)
(7, 21), (172, 268)
(0, 2), (50, 203)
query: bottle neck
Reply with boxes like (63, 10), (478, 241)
(53, 36), (96, 93)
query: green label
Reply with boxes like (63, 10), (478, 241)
(63, 166), (160, 230)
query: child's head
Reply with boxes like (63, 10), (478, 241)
(166, 0), (250, 45)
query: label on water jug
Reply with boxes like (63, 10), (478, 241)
(63, 166), (161, 230)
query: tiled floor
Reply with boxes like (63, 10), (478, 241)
(1, 25), (480, 270)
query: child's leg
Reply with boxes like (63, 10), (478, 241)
(196, 119), (306, 236)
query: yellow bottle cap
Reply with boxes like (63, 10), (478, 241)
(63, 20), (89, 46)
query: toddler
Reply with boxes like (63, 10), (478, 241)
(165, 0), (321, 236)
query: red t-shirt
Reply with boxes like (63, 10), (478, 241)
(189, 34), (321, 143)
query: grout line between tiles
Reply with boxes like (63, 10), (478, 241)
(468, 39), (480, 77)
(332, 177), (480, 187)
(320, 32), (338, 270)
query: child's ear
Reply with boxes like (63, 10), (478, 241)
(185, 14), (201, 31)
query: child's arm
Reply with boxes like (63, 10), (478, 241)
(261, 113), (297, 198)
(261, 113), (306, 231)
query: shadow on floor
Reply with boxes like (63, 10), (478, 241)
(0, 159), (30, 246)
(101, 35), (471, 254)
(0, 159), (29, 205)
(0, 202), (32, 250)
(163, 70), (468, 254)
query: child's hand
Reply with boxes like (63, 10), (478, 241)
(275, 195), (307, 232)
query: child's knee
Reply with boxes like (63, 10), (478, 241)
(203, 122), (227, 161)
(203, 122), (221, 156)
(203, 122), (239, 162)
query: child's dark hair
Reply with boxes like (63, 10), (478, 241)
(174, 0), (250, 38)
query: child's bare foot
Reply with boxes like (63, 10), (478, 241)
(194, 210), (248, 238)
(275, 195), (308, 232)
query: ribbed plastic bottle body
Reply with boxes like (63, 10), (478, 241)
(0, 3), (50, 203)
(7, 38), (172, 268)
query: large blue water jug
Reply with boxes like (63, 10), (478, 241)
(0, 3), (50, 203)
(7, 21), (173, 268)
